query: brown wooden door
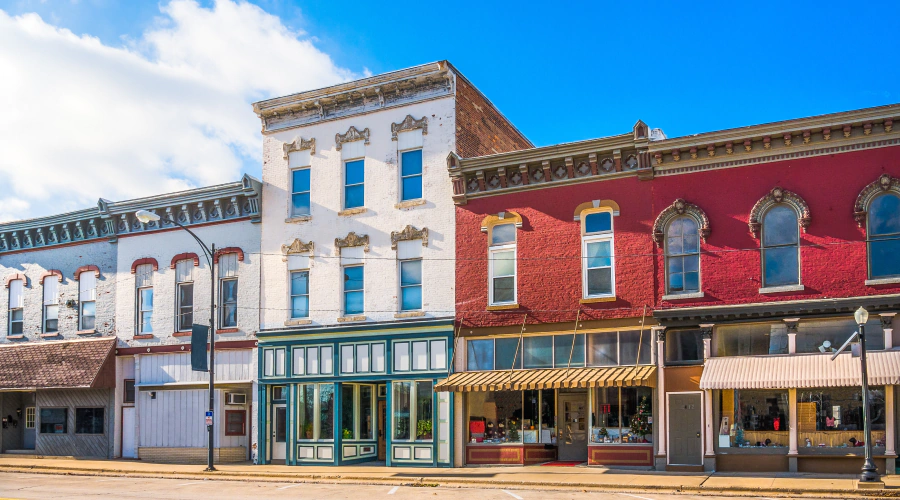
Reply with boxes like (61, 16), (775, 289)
(558, 393), (588, 461)
(377, 400), (386, 461)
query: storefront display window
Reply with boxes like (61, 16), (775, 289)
(415, 381), (433, 441)
(523, 336), (553, 369)
(360, 385), (373, 440)
(495, 338), (521, 370)
(591, 387), (652, 444)
(795, 318), (885, 353)
(393, 380), (434, 442)
(298, 384), (315, 440)
(467, 390), (525, 443)
(718, 389), (789, 448)
(319, 384), (334, 440)
(341, 385), (355, 440)
(394, 381), (411, 440)
(797, 386), (886, 448)
(715, 323), (789, 356)
(519, 389), (556, 443)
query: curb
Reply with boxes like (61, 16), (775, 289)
(0, 464), (897, 498)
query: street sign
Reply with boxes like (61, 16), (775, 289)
(205, 411), (213, 426)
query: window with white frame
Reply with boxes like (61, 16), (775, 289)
(175, 259), (194, 332)
(263, 347), (286, 378)
(344, 159), (365, 209)
(291, 344), (334, 377)
(393, 339), (447, 372)
(339, 341), (386, 375)
(866, 192), (900, 279)
(7, 278), (24, 336)
(582, 211), (615, 298)
(761, 205), (800, 287)
(78, 271), (97, 331)
(489, 223), (516, 305)
(397, 240), (423, 311)
(665, 216), (700, 295)
(393, 380), (434, 441)
(291, 167), (311, 217)
(218, 253), (239, 328)
(290, 271), (309, 319)
(42, 275), (59, 333)
(400, 149), (423, 201)
(135, 264), (154, 334)
(343, 265), (363, 315)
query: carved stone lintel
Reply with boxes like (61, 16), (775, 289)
(651, 198), (711, 247)
(854, 174), (900, 228)
(390, 115), (428, 140)
(335, 126), (370, 151)
(748, 187), (811, 238)
(390, 225), (429, 250)
(335, 232), (369, 252)
(282, 239), (314, 255)
(282, 136), (316, 159)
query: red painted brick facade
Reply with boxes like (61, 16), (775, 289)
(455, 76), (533, 158)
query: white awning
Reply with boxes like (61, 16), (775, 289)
(699, 349), (900, 390)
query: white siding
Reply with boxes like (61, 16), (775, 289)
(138, 350), (252, 385)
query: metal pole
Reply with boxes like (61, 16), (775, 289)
(207, 243), (217, 472)
(858, 323), (879, 482)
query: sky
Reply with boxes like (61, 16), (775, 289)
(1, 0), (898, 222)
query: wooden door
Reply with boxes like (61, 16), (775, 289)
(377, 400), (386, 461)
(558, 392), (588, 461)
(668, 393), (702, 465)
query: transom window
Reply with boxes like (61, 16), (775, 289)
(467, 331), (650, 371)
(761, 205), (800, 287)
(666, 216), (700, 294)
(489, 223), (517, 305)
(400, 149), (423, 201)
(344, 159), (365, 209)
(340, 342), (386, 374)
(867, 192), (900, 279)
(582, 211), (614, 298)
(393, 339), (447, 372)
(291, 344), (334, 377)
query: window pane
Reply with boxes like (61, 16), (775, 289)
(401, 286), (422, 311)
(45, 305), (59, 332)
(341, 345), (354, 374)
(75, 408), (104, 434)
(299, 385), (315, 439)
(412, 341), (428, 370)
(763, 246), (799, 287)
(401, 176), (422, 201)
(344, 266), (363, 291)
(345, 184), (364, 209)
(291, 193), (311, 216)
(762, 205), (799, 246)
(868, 193), (900, 236)
(494, 337), (521, 369)
(466, 390), (523, 443)
(523, 336), (553, 369)
(292, 168), (310, 193)
(372, 343), (385, 372)
(795, 318), (884, 353)
(430, 340), (447, 370)
(716, 322), (789, 356)
(394, 342), (410, 371)
(293, 348), (305, 376)
(345, 160), (364, 185)
(226, 410), (246, 435)
(356, 344), (370, 373)
(587, 332), (617, 366)
(587, 268), (612, 296)
(492, 276), (515, 303)
(81, 301), (96, 330)
(665, 329), (704, 363)
(467, 339), (494, 370)
(400, 260), (422, 286)
(124, 380), (135, 403)
(394, 381), (411, 440)
(553, 334), (585, 367)
(586, 240), (612, 268)
(40, 408), (67, 434)
(492, 251), (515, 276)
(619, 330), (651, 365)
(870, 239), (900, 278)
(415, 381), (433, 441)
(320, 346), (333, 374)
(360, 385), (373, 440)
(291, 296), (309, 318)
(222, 280), (238, 300)
(345, 291), (363, 315)
(491, 224), (515, 245)
(318, 384), (334, 440)
(178, 283), (193, 330)
(341, 385), (355, 440)
(798, 386), (885, 448)
(584, 212), (611, 233)
(401, 150), (423, 176)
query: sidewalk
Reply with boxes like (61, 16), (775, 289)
(0, 456), (898, 497)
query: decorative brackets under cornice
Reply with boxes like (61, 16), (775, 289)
(391, 115), (428, 140)
(390, 225), (429, 249)
(854, 174), (900, 228)
(282, 239), (314, 255)
(651, 199), (711, 247)
(335, 126), (370, 151)
(335, 232), (369, 252)
(748, 187), (811, 238)
(282, 136), (316, 159)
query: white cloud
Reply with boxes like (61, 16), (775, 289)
(0, 0), (356, 221)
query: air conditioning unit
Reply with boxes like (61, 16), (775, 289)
(226, 393), (246, 405)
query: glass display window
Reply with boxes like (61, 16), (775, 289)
(718, 389), (789, 448)
(590, 387), (653, 444)
(797, 386), (886, 449)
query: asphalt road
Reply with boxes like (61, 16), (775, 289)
(0, 472), (825, 500)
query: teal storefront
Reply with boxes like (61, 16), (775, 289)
(257, 319), (454, 467)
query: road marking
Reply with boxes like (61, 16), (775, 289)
(620, 494), (656, 500)
(502, 490), (524, 500)
(94, 479), (122, 482)
(174, 482), (198, 486)
(278, 484), (301, 490)
(387, 486), (399, 495)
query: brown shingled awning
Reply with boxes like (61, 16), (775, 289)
(0, 337), (116, 391)
(435, 365), (656, 392)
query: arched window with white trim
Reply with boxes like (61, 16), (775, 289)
(581, 210), (614, 299)
(666, 216), (700, 294)
(761, 205), (800, 288)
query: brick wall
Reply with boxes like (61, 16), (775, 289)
(138, 446), (246, 463)
(455, 76), (532, 158)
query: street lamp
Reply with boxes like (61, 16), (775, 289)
(135, 210), (218, 472)
(853, 306), (880, 484)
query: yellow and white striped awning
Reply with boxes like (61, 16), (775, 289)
(434, 365), (656, 392)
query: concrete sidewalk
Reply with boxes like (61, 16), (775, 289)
(0, 456), (897, 497)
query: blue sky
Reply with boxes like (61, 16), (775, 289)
(1, 1), (898, 220)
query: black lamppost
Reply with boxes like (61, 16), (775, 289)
(136, 210), (217, 472)
(854, 306), (879, 483)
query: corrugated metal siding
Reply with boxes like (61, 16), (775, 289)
(699, 350), (900, 389)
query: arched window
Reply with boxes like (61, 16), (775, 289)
(582, 210), (614, 298)
(666, 216), (700, 294)
(868, 192), (900, 278)
(489, 223), (517, 305)
(761, 205), (800, 287)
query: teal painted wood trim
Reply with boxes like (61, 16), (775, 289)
(334, 382), (342, 466)
(432, 378), (438, 468)
(287, 384), (295, 465)
(257, 385), (267, 464)
(385, 381), (392, 467)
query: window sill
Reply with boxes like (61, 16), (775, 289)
(337, 315), (367, 323)
(216, 328), (239, 334)
(76, 329), (96, 335)
(487, 303), (519, 311)
(133, 334), (154, 340)
(866, 277), (900, 286)
(285, 215), (312, 224)
(172, 332), (192, 337)
(284, 318), (312, 326)
(338, 207), (367, 217)
(580, 296), (616, 304)
(759, 284), (805, 294)
(662, 292), (705, 301)
(6, 335), (25, 340)
(394, 199), (426, 210)
(395, 311), (425, 319)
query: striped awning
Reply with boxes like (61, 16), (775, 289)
(434, 365), (657, 392)
(699, 350), (900, 390)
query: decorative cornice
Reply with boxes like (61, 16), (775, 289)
(282, 239), (314, 255)
(335, 126), (370, 151)
(391, 115), (428, 140)
(282, 136), (315, 159)
(131, 258), (159, 274)
(335, 232), (369, 253)
(748, 187), (811, 238)
(213, 247), (245, 264)
(170, 253), (200, 269)
(390, 225), (429, 249)
(651, 199), (711, 247)
(854, 174), (900, 228)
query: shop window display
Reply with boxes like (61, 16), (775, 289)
(715, 323), (789, 356)
(590, 387), (653, 444)
(797, 387), (886, 448)
(467, 390), (523, 443)
(718, 390), (789, 448)
(795, 318), (884, 353)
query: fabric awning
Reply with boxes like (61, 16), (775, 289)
(435, 365), (656, 392)
(699, 350), (900, 390)
(0, 337), (116, 391)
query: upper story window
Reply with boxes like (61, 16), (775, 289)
(135, 264), (154, 334)
(666, 217), (700, 295)
(343, 265), (364, 315)
(175, 259), (194, 332)
(290, 271), (309, 319)
(664, 328), (703, 365)
(7, 279), (24, 336)
(761, 205), (800, 287)
(582, 211), (614, 298)
(78, 271), (97, 331)
(400, 149), (423, 201)
(42, 276), (59, 334)
(344, 159), (365, 209)
(489, 223), (517, 306)
(867, 192), (900, 279)
(218, 253), (239, 328)
(291, 167), (311, 217)
(393, 339), (447, 372)
(396, 239), (425, 312)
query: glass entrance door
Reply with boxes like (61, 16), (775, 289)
(558, 392), (588, 461)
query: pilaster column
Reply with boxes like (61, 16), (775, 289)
(886, 385), (896, 458)
(704, 390), (714, 458)
(700, 324), (714, 359)
(789, 388), (798, 471)
(653, 326), (667, 461)
(784, 318), (799, 354)
(881, 313), (895, 349)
